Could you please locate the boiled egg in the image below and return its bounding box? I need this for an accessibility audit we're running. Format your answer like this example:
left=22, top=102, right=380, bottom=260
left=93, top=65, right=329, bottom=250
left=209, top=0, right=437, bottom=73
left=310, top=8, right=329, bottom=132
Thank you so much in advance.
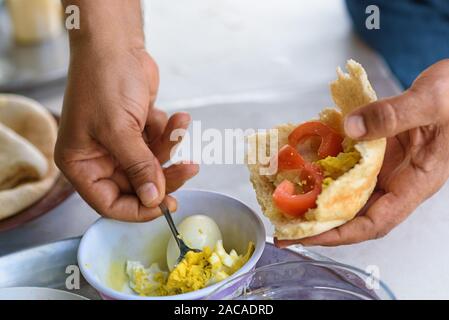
left=166, top=215, right=222, bottom=271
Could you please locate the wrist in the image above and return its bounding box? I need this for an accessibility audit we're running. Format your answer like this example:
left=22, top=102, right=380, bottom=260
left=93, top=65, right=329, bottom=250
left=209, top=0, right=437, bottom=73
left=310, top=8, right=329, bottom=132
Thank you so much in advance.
left=63, top=0, right=145, bottom=54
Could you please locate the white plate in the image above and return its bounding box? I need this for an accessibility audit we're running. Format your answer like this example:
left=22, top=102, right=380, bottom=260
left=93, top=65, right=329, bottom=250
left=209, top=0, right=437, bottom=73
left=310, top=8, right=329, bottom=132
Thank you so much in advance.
left=0, top=287, right=88, bottom=300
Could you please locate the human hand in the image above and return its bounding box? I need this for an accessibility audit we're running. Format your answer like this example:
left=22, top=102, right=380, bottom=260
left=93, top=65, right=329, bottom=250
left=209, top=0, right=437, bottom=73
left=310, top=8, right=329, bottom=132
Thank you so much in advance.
left=276, top=59, right=449, bottom=247
left=55, top=25, right=198, bottom=221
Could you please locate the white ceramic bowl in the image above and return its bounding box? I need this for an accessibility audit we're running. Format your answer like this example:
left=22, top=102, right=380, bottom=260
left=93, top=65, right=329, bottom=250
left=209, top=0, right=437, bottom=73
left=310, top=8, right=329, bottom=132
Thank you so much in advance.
left=78, top=189, right=266, bottom=300
left=0, top=287, right=88, bottom=300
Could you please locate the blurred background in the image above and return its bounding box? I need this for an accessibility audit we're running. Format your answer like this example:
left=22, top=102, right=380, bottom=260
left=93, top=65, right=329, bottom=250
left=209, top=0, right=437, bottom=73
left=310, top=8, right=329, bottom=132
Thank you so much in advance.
left=0, top=0, right=401, bottom=112
left=0, top=0, right=68, bottom=93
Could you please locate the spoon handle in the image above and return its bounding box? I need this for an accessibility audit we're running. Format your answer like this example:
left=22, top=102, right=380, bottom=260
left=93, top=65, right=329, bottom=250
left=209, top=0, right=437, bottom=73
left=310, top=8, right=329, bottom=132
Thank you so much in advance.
left=159, top=203, right=182, bottom=248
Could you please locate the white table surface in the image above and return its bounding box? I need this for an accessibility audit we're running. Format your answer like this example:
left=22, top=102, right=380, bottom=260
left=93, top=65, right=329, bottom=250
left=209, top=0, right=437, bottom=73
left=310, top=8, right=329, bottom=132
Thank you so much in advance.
left=1, top=0, right=448, bottom=299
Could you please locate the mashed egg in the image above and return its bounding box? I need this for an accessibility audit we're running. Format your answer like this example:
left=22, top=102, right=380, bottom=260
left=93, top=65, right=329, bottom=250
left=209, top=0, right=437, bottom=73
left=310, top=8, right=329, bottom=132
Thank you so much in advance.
left=125, top=261, right=167, bottom=296
left=166, top=215, right=222, bottom=271
left=125, top=215, right=255, bottom=297
left=164, top=240, right=254, bottom=295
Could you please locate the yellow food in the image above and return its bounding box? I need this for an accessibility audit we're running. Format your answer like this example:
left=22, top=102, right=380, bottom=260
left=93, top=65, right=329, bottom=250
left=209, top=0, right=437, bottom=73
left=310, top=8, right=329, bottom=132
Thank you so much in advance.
left=316, top=150, right=361, bottom=182
left=126, top=240, right=255, bottom=296
left=126, top=262, right=167, bottom=296
left=322, top=177, right=334, bottom=189
left=166, top=215, right=222, bottom=271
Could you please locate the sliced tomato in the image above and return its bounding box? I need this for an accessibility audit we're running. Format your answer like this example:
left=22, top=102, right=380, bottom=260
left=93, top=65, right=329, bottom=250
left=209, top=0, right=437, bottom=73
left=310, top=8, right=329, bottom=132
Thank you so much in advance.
left=272, top=163, right=323, bottom=217
left=277, top=145, right=305, bottom=170
left=288, top=121, right=343, bottom=159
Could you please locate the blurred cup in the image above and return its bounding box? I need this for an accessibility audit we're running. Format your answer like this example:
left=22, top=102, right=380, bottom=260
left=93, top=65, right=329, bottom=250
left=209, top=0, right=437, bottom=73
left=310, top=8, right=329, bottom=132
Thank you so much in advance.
left=6, top=0, right=63, bottom=45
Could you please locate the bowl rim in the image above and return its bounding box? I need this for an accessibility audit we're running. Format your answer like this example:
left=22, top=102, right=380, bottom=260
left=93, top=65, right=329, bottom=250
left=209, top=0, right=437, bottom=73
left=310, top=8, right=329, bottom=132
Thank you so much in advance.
left=77, top=188, right=266, bottom=300
left=206, top=260, right=397, bottom=300
left=0, top=287, right=89, bottom=300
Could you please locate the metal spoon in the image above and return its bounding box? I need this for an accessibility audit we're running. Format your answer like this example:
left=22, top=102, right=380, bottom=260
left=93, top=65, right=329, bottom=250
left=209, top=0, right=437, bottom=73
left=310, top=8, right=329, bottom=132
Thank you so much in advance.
left=159, top=202, right=201, bottom=266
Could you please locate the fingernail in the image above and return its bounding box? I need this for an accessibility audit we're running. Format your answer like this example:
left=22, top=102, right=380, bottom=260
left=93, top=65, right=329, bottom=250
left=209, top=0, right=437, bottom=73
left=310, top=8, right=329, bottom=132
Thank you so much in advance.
left=345, top=115, right=367, bottom=138
left=137, top=183, right=159, bottom=207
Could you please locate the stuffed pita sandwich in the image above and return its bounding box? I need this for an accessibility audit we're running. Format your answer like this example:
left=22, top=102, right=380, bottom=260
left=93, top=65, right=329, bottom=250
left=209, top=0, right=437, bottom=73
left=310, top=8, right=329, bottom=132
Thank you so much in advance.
left=247, top=60, right=386, bottom=240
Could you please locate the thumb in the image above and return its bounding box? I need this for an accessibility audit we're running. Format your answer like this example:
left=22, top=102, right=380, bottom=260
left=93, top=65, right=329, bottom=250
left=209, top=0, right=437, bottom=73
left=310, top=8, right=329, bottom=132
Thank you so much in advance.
left=104, top=131, right=166, bottom=208
left=344, top=90, right=435, bottom=140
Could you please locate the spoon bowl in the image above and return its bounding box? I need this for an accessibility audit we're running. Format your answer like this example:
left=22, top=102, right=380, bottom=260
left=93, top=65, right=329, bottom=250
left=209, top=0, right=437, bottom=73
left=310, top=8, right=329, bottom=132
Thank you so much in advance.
left=159, top=202, right=201, bottom=266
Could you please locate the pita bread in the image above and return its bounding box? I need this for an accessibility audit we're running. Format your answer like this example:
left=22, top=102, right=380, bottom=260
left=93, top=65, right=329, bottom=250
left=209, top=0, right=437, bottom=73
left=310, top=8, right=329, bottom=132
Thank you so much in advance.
left=247, top=60, right=386, bottom=240
left=0, top=94, right=59, bottom=220
left=0, top=123, right=48, bottom=190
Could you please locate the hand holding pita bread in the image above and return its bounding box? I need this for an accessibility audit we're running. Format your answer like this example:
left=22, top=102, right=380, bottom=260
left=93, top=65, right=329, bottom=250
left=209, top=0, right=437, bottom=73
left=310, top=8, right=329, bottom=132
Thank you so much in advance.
left=277, top=59, right=449, bottom=247
left=55, top=0, right=198, bottom=221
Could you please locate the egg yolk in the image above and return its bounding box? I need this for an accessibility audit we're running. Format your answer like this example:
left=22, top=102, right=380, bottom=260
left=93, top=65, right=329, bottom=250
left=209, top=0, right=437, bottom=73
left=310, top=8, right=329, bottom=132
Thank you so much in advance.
left=126, top=240, right=255, bottom=296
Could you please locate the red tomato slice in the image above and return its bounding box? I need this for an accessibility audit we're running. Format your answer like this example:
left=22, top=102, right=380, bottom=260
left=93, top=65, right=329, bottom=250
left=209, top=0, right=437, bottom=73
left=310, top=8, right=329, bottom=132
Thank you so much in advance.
left=272, top=163, right=323, bottom=217
left=288, top=121, right=343, bottom=158
left=277, top=145, right=305, bottom=170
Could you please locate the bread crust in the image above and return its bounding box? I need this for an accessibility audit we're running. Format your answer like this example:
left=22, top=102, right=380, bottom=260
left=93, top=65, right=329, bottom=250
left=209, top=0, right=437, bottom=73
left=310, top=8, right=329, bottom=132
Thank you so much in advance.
left=0, top=123, right=48, bottom=190
left=247, top=60, right=386, bottom=240
left=0, top=94, right=59, bottom=220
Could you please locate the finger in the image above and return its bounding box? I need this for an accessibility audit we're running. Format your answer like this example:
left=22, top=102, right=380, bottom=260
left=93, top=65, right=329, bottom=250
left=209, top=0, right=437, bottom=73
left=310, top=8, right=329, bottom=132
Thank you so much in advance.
left=101, top=129, right=165, bottom=208
left=297, top=192, right=412, bottom=246
left=107, top=163, right=198, bottom=198
left=344, top=90, right=435, bottom=140
left=145, top=108, right=168, bottom=145
left=151, top=112, right=191, bottom=164
left=377, top=136, right=408, bottom=189
left=110, top=168, right=133, bottom=194
left=273, top=237, right=296, bottom=248
left=164, top=162, right=200, bottom=193
left=273, top=191, right=384, bottom=248
left=146, top=54, right=160, bottom=108
left=61, top=152, right=176, bottom=222
left=60, top=154, right=171, bottom=221
left=105, top=194, right=177, bottom=222
left=87, top=175, right=177, bottom=222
